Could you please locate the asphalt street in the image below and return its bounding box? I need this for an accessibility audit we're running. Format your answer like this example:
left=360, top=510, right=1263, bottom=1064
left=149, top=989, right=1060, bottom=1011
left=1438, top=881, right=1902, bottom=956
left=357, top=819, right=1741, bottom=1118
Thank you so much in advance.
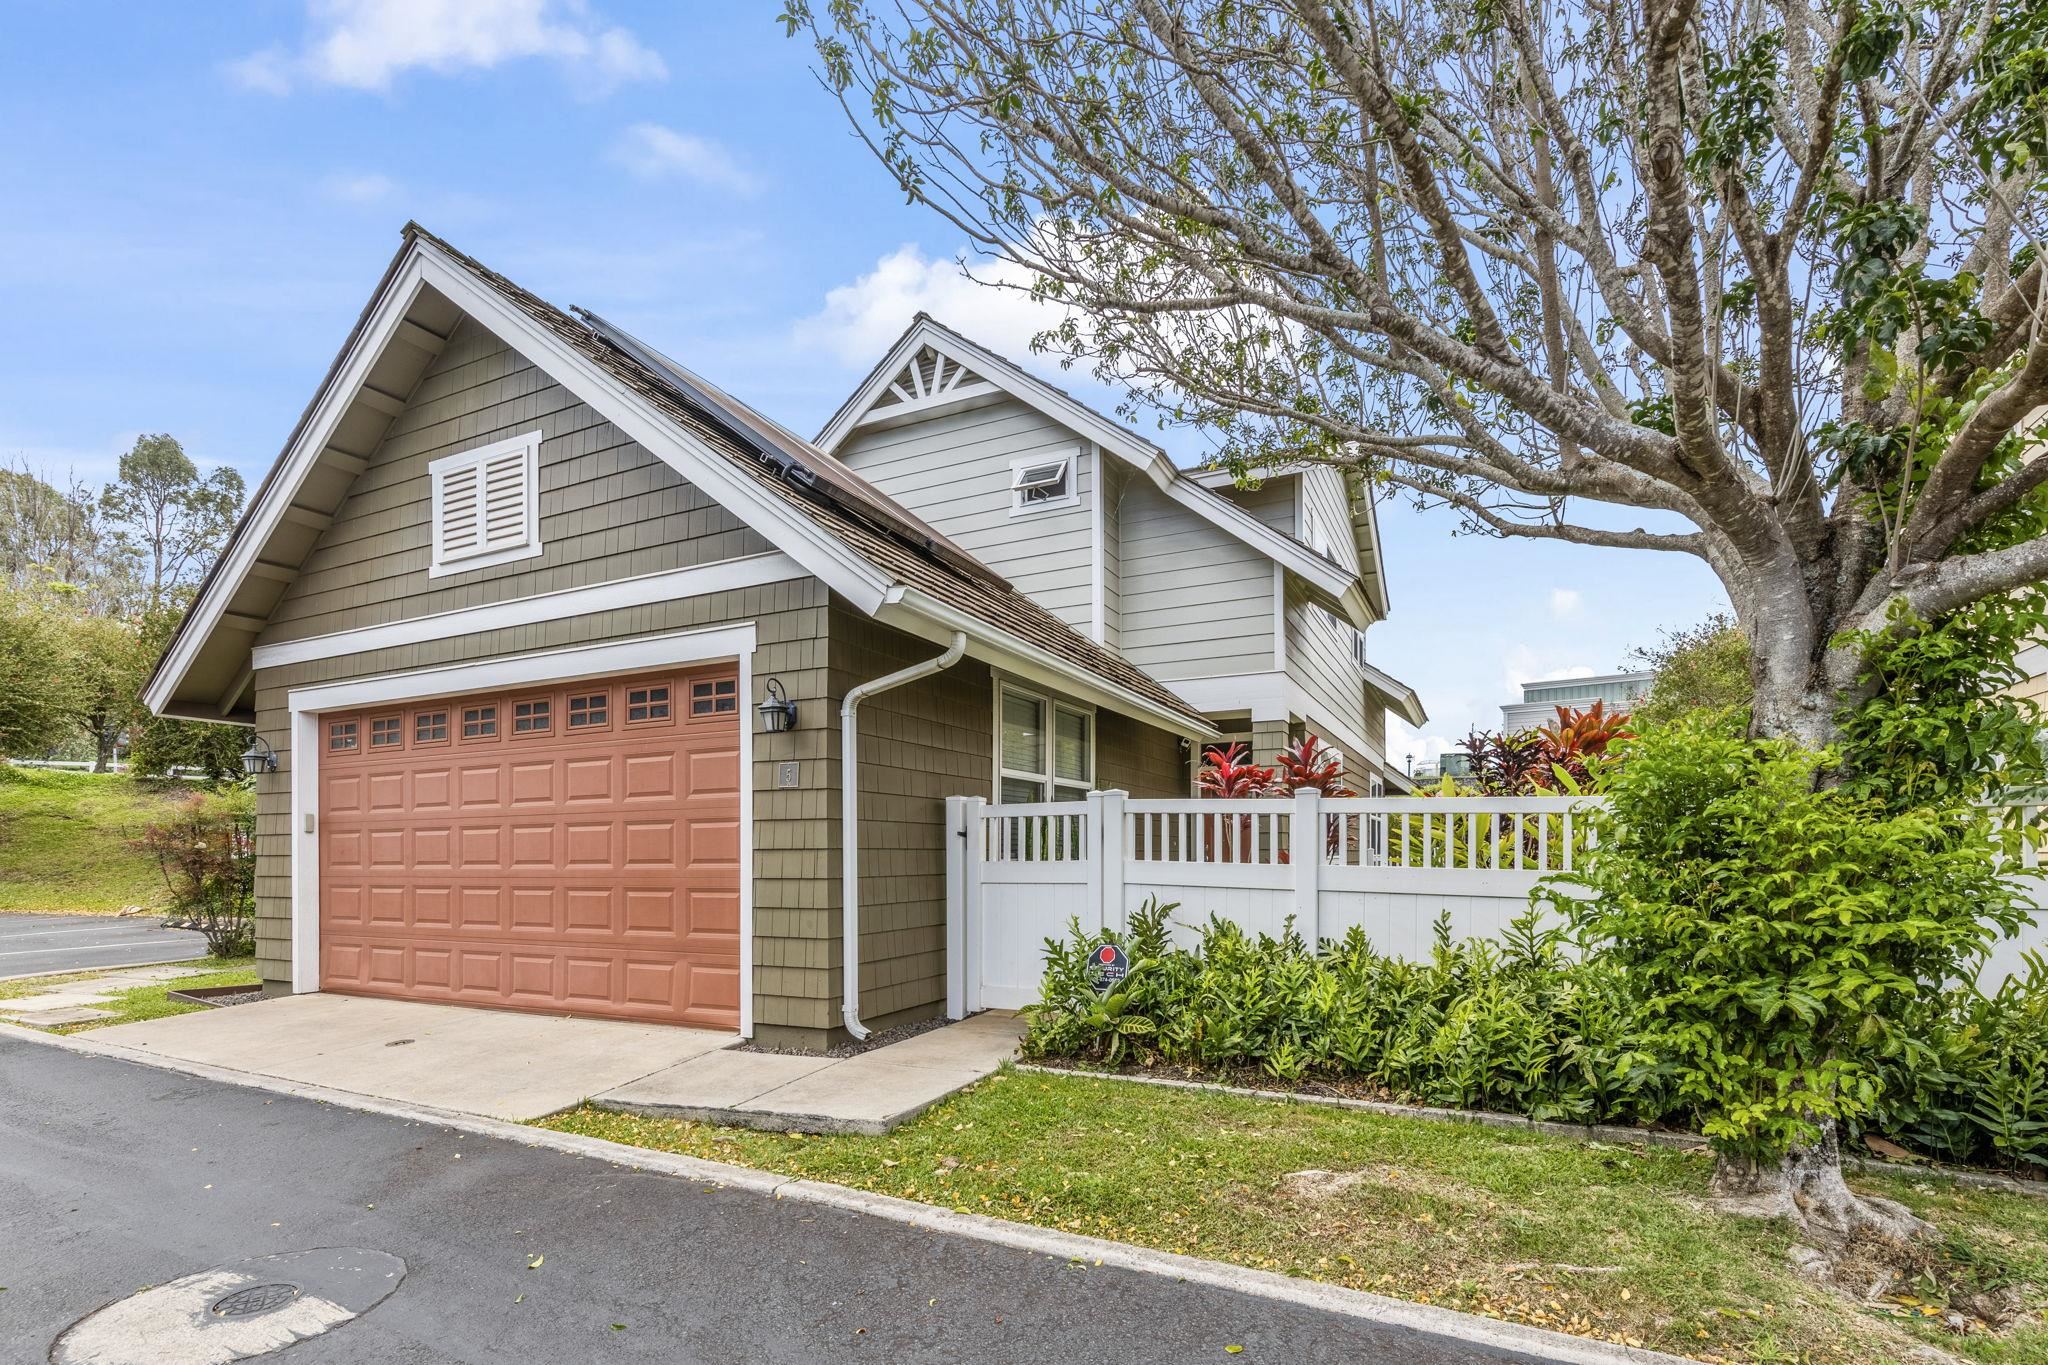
left=0, top=1033, right=1555, bottom=1364
left=0, top=912, right=209, bottom=979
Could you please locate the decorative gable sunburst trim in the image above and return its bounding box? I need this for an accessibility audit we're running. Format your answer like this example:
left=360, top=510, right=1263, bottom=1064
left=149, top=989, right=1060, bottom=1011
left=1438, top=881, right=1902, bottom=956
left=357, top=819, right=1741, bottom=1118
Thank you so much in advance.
left=850, top=342, right=1000, bottom=433
left=818, top=315, right=1375, bottom=629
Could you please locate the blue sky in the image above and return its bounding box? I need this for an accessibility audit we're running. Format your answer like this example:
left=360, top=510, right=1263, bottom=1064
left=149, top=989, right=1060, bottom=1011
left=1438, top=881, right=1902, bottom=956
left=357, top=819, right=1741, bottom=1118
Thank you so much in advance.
left=0, top=0, right=1729, bottom=757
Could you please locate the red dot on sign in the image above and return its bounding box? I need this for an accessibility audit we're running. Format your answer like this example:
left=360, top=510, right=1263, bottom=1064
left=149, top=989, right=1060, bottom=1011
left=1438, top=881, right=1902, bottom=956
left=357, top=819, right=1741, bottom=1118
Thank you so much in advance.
left=1098, top=947, right=1115, bottom=962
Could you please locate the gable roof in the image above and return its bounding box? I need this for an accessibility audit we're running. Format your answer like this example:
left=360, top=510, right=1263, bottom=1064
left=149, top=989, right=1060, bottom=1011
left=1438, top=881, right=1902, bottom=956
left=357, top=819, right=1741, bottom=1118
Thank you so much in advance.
left=816, top=314, right=1379, bottom=629
left=145, top=226, right=1212, bottom=737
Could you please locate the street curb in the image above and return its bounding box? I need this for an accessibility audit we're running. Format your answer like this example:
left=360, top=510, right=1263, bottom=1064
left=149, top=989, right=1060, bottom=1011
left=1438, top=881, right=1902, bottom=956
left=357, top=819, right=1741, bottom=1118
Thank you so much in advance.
left=3, top=1021, right=1693, bottom=1365
left=1016, top=1063, right=2048, bottom=1201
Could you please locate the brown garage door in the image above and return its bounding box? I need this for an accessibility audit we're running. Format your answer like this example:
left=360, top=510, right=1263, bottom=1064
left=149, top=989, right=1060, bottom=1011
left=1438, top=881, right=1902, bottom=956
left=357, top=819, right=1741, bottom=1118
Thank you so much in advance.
left=318, top=665, right=742, bottom=1028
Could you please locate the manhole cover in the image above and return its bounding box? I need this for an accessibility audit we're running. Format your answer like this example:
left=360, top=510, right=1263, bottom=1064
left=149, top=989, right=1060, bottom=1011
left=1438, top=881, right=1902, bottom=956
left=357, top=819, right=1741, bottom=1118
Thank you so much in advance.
left=211, top=1282, right=301, bottom=1317
left=50, top=1247, right=405, bottom=1365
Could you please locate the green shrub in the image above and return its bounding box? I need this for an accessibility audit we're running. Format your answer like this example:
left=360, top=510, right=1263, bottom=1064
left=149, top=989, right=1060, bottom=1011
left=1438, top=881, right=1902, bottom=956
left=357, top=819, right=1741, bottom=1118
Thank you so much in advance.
left=132, top=785, right=256, bottom=957
left=1872, top=954, right=2048, bottom=1170
left=1022, top=897, right=1682, bottom=1127
left=1541, top=718, right=2036, bottom=1165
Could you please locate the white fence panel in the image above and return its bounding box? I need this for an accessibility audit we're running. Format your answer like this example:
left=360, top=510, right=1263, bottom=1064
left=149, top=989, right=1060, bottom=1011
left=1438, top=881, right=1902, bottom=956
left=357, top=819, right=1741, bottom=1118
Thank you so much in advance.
left=948, top=791, right=2048, bottom=1012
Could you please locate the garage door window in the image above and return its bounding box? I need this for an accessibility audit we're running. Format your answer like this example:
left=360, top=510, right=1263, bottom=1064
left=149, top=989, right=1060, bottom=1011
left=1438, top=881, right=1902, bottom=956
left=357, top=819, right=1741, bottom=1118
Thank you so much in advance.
left=690, top=678, right=737, bottom=718
left=627, top=685, right=671, bottom=724
left=462, top=705, right=497, bottom=739
left=413, top=710, right=448, bottom=744
left=328, top=721, right=358, bottom=751
left=369, top=716, right=403, bottom=748
left=568, top=692, right=608, bottom=729
left=512, top=699, right=550, bottom=734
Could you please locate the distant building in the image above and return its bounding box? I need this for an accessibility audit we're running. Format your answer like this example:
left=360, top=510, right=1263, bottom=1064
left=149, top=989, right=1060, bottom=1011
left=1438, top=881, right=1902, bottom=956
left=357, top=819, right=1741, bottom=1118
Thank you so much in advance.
left=1411, top=751, right=1474, bottom=783
left=1501, top=670, right=1652, bottom=733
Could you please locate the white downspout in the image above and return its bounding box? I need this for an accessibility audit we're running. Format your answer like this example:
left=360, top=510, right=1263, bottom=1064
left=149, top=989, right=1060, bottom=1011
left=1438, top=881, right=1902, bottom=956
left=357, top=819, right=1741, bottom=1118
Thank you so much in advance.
left=841, top=630, right=968, bottom=1040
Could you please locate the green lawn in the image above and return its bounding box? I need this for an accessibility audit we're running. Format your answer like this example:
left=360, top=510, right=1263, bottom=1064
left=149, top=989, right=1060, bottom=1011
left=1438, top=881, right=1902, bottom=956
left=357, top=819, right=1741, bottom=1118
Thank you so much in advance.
left=0, top=958, right=259, bottom=1029
left=540, top=1071, right=2048, bottom=1364
left=0, top=765, right=189, bottom=913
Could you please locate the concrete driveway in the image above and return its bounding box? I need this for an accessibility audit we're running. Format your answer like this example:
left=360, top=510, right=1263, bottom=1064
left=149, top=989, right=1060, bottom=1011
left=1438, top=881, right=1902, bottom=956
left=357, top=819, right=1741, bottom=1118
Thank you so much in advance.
left=0, top=911, right=208, bottom=980
left=93, top=993, right=733, bottom=1119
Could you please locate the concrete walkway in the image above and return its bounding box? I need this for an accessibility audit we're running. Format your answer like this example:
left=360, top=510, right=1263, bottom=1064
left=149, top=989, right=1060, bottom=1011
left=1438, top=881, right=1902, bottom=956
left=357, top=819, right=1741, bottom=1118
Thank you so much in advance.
left=597, top=1011, right=1026, bottom=1134
left=0, top=961, right=215, bottom=1026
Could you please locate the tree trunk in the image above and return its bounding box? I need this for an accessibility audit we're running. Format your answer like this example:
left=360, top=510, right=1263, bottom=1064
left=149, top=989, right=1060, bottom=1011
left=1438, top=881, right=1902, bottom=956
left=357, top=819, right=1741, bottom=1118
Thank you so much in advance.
left=1710, top=1121, right=1934, bottom=1251
left=93, top=725, right=115, bottom=775
left=1723, top=610, right=1940, bottom=1259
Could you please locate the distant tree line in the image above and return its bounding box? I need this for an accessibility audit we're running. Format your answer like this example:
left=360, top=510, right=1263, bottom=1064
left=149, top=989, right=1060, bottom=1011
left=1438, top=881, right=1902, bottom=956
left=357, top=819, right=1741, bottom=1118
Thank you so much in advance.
left=0, top=435, right=246, bottom=776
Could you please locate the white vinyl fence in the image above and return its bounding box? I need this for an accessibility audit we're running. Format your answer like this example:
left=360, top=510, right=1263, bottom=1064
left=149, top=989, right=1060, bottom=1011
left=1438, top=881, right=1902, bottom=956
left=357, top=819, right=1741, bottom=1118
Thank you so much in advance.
left=944, top=790, right=2048, bottom=1014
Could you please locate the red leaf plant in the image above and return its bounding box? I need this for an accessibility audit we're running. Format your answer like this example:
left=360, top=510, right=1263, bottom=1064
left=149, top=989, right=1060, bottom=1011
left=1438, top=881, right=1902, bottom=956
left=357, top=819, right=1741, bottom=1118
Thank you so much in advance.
left=1197, top=742, right=1273, bottom=862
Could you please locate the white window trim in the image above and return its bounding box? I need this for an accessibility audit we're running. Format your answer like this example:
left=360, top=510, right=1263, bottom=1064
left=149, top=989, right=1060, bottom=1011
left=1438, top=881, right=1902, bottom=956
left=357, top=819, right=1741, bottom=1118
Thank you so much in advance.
left=287, top=622, right=757, bottom=1037
left=1009, top=450, right=1080, bottom=517
left=427, top=429, right=544, bottom=578
left=994, top=680, right=1095, bottom=802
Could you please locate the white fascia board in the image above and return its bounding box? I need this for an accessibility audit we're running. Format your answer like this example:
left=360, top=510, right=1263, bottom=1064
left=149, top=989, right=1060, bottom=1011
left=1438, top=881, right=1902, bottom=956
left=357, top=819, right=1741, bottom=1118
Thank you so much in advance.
left=283, top=622, right=757, bottom=715
left=251, top=551, right=807, bottom=671
left=1360, top=660, right=1428, bottom=727
left=150, top=241, right=897, bottom=719
left=144, top=257, right=435, bottom=717
left=880, top=589, right=1216, bottom=741
left=1161, top=670, right=1295, bottom=724
left=412, top=249, right=893, bottom=617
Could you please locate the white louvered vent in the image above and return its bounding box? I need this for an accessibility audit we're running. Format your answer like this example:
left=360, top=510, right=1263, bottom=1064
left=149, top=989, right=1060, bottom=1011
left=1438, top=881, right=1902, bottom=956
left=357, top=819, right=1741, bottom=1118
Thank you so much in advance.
left=428, top=431, right=543, bottom=578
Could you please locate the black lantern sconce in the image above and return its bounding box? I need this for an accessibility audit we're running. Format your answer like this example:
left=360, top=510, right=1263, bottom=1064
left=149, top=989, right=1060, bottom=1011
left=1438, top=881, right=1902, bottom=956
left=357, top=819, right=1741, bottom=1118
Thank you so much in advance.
left=241, top=734, right=279, bottom=776
left=757, top=678, right=798, bottom=734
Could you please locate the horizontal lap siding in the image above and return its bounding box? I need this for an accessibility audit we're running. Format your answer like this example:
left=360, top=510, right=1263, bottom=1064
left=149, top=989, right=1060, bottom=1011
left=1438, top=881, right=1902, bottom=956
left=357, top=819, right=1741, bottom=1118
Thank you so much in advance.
left=1120, top=481, right=1275, bottom=677
left=835, top=399, right=1095, bottom=635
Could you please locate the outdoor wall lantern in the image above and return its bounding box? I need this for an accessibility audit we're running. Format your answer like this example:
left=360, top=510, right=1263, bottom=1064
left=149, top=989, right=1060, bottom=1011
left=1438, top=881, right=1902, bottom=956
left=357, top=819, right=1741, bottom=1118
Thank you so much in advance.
left=241, top=734, right=279, bottom=776
left=757, top=678, right=798, bottom=734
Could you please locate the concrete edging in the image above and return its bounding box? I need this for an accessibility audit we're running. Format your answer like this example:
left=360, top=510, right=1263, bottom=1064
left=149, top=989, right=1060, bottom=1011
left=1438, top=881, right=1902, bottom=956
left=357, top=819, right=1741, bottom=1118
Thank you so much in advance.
left=1016, top=1062, right=2048, bottom=1200
left=3, top=1021, right=1692, bottom=1365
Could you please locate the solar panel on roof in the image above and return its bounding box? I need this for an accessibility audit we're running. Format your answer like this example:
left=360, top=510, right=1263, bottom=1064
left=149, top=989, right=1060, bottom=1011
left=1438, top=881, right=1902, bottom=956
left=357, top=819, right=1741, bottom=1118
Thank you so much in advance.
left=571, top=307, right=1008, bottom=592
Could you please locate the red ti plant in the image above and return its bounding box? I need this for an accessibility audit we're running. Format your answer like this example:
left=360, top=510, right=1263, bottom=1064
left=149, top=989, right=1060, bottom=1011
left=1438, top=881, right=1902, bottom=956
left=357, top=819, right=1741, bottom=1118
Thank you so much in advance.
left=1197, top=742, right=1273, bottom=862
left=1272, top=734, right=1356, bottom=798
left=1534, top=701, right=1635, bottom=790
left=1273, top=734, right=1354, bottom=857
left=1198, top=742, right=1274, bottom=797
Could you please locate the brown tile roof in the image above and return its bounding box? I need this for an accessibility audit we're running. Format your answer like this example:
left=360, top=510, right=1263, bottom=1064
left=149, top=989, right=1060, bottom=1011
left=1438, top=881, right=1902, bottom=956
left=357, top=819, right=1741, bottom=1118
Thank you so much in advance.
left=407, top=225, right=1210, bottom=730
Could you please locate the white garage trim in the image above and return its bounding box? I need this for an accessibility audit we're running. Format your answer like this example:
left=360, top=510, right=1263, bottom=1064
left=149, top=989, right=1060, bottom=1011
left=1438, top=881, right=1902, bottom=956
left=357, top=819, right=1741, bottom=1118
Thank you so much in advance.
left=252, top=553, right=804, bottom=671
left=286, top=622, right=759, bottom=1037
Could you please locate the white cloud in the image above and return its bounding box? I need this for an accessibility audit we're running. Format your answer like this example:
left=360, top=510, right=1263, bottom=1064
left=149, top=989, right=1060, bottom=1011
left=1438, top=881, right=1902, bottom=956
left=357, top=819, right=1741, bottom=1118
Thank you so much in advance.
left=1502, top=644, right=1595, bottom=695
left=226, top=0, right=665, bottom=95
left=1388, top=718, right=1461, bottom=770
left=1548, top=587, right=1583, bottom=619
left=607, top=124, right=760, bottom=195
left=319, top=171, right=398, bottom=204
left=794, top=242, right=1058, bottom=368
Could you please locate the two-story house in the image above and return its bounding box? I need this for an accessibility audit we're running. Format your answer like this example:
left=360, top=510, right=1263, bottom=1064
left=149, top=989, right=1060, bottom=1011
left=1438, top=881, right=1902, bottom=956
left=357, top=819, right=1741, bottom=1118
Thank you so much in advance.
left=816, top=316, right=1425, bottom=795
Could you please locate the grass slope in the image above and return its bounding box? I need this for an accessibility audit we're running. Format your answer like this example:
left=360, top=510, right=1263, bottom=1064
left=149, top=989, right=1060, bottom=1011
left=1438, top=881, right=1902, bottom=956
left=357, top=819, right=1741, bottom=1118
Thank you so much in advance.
left=541, top=1072, right=2048, bottom=1364
left=0, top=766, right=187, bottom=913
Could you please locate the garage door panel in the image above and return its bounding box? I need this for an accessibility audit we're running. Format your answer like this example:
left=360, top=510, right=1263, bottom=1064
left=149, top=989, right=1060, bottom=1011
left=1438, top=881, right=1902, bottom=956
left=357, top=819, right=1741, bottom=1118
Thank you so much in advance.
left=320, top=666, right=742, bottom=1028
left=412, top=768, right=452, bottom=809
left=564, top=886, right=613, bottom=932
left=687, top=749, right=741, bottom=795
left=622, top=752, right=677, bottom=799
left=507, top=761, right=556, bottom=805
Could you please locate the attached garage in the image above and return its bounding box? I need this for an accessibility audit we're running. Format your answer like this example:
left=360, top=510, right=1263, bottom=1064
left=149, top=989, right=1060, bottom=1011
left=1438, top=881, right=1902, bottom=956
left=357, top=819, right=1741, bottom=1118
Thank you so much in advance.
left=142, top=225, right=1209, bottom=1051
left=316, top=667, right=743, bottom=1028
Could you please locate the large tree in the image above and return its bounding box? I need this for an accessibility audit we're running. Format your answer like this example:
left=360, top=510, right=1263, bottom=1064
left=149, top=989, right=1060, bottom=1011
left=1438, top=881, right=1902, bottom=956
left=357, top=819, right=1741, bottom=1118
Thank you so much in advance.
left=99, top=435, right=243, bottom=613
left=787, top=0, right=2048, bottom=1251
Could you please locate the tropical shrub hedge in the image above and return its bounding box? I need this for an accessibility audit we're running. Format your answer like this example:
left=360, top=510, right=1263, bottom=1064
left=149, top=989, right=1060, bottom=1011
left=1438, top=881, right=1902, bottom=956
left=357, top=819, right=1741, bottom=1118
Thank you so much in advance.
left=1021, top=901, right=2048, bottom=1172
